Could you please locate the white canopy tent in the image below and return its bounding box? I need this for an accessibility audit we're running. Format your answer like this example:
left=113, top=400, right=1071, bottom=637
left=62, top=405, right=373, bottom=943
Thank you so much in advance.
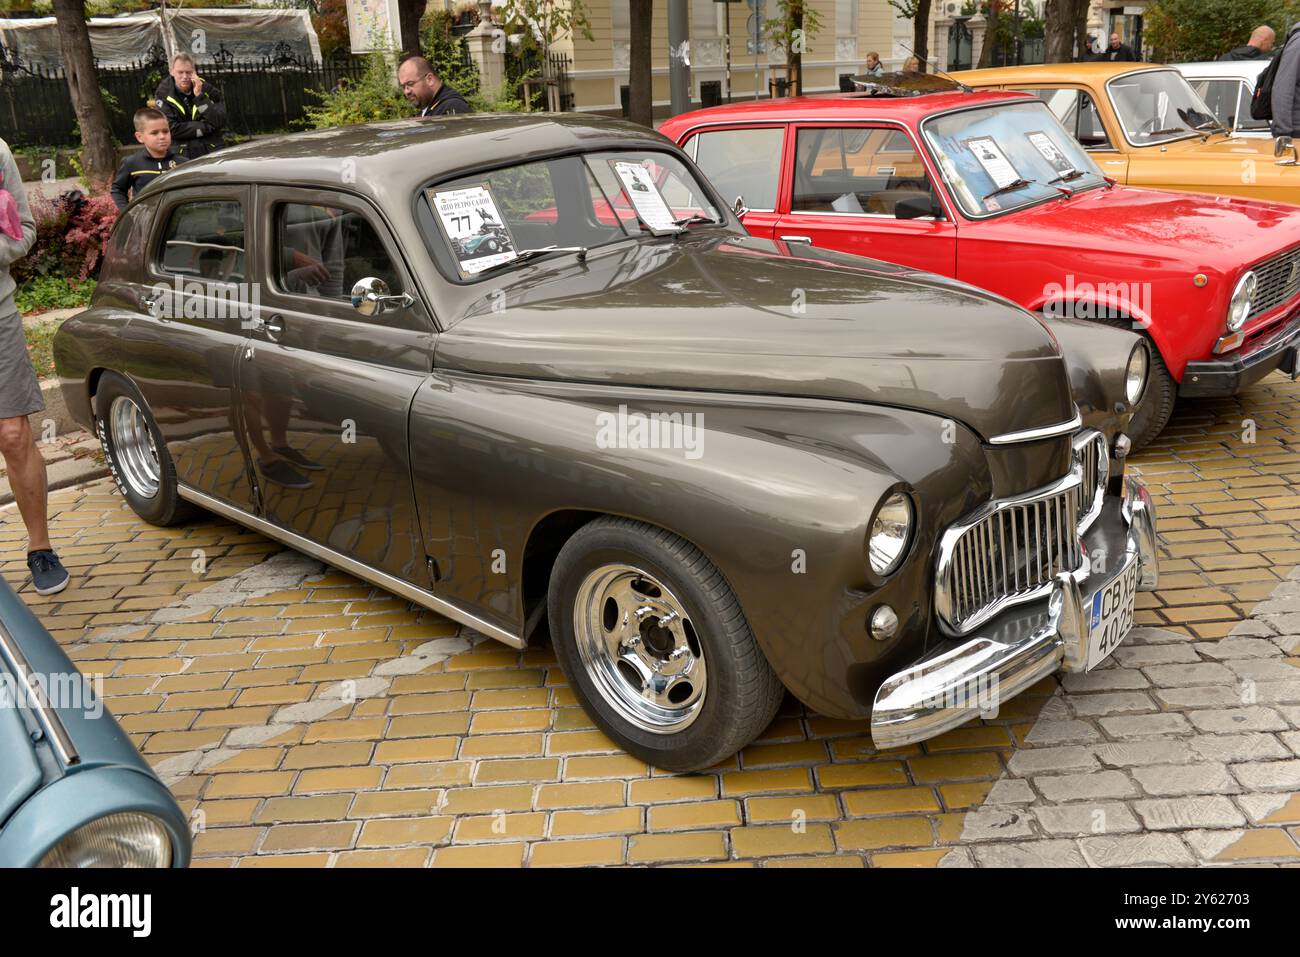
left=0, top=8, right=323, bottom=71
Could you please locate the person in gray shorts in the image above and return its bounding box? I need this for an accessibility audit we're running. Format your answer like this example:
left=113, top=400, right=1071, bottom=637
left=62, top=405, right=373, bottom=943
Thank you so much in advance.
left=0, top=138, right=70, bottom=595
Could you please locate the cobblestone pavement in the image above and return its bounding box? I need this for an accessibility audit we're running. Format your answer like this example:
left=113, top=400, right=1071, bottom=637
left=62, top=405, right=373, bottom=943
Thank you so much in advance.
left=1, top=375, right=1297, bottom=867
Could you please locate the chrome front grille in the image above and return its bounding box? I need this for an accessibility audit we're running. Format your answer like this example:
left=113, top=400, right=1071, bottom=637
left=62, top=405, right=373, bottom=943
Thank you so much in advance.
left=937, top=474, right=1083, bottom=635
left=1248, top=245, right=1300, bottom=322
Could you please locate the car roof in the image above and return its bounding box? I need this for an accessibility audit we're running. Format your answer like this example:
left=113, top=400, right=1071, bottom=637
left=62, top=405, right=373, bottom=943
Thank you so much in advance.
left=155, top=113, right=676, bottom=205
left=953, top=62, right=1177, bottom=85
left=1175, top=60, right=1268, bottom=80
left=661, top=88, right=1033, bottom=129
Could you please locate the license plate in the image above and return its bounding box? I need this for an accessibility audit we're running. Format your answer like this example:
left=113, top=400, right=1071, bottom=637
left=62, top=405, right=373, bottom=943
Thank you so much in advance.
left=1086, top=555, right=1139, bottom=670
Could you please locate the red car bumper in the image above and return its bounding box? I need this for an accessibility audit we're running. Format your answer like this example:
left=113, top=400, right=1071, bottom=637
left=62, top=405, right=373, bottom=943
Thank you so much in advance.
left=1180, top=308, right=1300, bottom=397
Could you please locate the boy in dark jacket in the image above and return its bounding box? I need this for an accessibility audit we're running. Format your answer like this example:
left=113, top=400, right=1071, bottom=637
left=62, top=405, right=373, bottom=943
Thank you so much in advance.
left=111, top=107, right=181, bottom=211
left=154, top=52, right=227, bottom=160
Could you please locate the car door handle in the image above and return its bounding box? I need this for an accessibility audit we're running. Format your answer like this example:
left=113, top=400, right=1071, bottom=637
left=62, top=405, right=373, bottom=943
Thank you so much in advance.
left=264, top=313, right=284, bottom=338
left=780, top=235, right=813, bottom=244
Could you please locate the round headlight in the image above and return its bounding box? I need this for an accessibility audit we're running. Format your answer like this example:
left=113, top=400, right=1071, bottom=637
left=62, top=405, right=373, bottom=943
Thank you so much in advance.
left=1228, top=271, right=1257, bottom=332
left=868, top=491, right=914, bottom=576
left=1124, top=342, right=1148, bottom=406
left=39, top=812, right=173, bottom=868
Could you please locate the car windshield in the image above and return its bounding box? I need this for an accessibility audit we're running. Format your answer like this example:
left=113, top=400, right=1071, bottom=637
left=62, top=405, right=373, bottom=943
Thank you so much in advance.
left=1107, top=69, right=1220, bottom=145
left=422, top=150, right=720, bottom=280
left=920, top=100, right=1106, bottom=217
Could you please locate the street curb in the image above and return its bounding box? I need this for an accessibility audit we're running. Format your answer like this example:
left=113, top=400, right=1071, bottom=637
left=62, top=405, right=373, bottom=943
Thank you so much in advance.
left=29, top=379, right=79, bottom=441
left=0, top=456, right=109, bottom=508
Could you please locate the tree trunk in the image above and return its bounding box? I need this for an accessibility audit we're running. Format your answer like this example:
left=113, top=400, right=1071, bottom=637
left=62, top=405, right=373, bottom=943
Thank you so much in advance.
left=396, top=0, right=426, bottom=60
left=788, top=4, right=803, bottom=95
left=1072, top=0, right=1091, bottom=61
left=1043, top=0, right=1074, bottom=63
left=977, top=2, right=1001, bottom=68
left=912, top=0, right=931, bottom=73
left=629, top=0, right=653, bottom=126
left=52, top=0, right=116, bottom=194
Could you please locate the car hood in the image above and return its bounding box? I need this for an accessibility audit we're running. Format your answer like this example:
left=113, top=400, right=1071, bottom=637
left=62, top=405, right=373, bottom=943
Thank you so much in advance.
left=984, top=184, right=1300, bottom=275
left=0, top=579, right=151, bottom=807
left=434, top=233, right=1076, bottom=442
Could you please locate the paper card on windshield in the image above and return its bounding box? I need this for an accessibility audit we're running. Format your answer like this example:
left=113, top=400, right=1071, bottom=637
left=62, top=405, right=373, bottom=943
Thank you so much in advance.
left=1026, top=131, right=1076, bottom=175
left=610, top=160, right=678, bottom=233
left=964, top=137, right=1021, bottom=190
left=429, top=184, right=517, bottom=276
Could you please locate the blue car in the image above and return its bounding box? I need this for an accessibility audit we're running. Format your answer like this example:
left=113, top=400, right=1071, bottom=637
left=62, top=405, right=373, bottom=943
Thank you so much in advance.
left=0, top=578, right=190, bottom=867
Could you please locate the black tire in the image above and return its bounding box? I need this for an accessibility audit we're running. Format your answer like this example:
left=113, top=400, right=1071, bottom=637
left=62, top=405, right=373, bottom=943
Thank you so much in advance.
left=1093, top=318, right=1177, bottom=450
left=94, top=371, right=197, bottom=526
left=547, top=516, right=784, bottom=773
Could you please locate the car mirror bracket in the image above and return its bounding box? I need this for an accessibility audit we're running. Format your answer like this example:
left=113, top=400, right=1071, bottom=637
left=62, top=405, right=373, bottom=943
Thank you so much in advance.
left=351, top=277, right=413, bottom=316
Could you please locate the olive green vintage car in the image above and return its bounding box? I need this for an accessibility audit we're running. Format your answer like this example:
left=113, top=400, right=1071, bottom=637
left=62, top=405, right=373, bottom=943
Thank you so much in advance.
left=53, top=115, right=1158, bottom=771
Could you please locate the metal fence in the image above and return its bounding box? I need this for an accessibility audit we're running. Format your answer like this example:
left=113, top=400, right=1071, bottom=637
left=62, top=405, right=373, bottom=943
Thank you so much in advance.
left=0, top=46, right=370, bottom=149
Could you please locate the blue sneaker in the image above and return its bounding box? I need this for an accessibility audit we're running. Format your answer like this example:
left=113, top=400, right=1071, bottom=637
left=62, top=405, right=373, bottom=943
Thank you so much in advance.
left=27, top=550, right=70, bottom=596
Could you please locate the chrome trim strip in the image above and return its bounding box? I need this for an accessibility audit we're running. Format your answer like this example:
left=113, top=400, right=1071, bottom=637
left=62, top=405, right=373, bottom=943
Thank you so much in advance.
left=934, top=470, right=1086, bottom=636
left=177, top=484, right=526, bottom=649
left=0, top=621, right=80, bottom=766
left=1073, top=428, right=1108, bottom=535
left=987, top=409, right=1082, bottom=445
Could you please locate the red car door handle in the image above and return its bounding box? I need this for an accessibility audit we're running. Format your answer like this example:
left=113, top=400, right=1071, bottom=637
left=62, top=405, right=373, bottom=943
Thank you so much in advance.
left=780, top=235, right=813, bottom=244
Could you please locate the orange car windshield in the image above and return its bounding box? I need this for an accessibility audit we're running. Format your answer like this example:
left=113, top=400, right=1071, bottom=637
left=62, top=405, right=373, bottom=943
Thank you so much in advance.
left=1107, top=70, right=1222, bottom=147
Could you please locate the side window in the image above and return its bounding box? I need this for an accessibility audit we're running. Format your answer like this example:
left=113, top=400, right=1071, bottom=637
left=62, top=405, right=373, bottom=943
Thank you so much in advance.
left=1026, top=88, right=1112, bottom=149
left=688, top=127, right=784, bottom=211
left=1234, top=80, right=1270, bottom=132
left=157, top=199, right=245, bottom=282
left=274, top=202, right=400, bottom=303
left=1189, top=79, right=1241, bottom=130
left=791, top=127, right=934, bottom=216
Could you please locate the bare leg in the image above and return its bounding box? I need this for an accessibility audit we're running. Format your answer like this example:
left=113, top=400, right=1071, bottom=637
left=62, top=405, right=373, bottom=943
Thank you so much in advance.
left=0, top=415, right=51, bottom=552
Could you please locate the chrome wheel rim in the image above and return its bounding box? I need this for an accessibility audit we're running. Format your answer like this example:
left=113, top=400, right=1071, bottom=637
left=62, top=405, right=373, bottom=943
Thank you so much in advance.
left=109, top=395, right=161, bottom=499
left=573, top=564, right=707, bottom=734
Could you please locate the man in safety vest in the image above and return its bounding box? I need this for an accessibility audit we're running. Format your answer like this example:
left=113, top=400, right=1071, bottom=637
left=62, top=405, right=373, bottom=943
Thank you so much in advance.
left=154, top=53, right=228, bottom=161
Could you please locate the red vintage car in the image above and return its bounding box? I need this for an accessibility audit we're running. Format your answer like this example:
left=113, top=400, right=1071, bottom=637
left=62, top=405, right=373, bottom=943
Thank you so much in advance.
left=660, top=82, right=1300, bottom=445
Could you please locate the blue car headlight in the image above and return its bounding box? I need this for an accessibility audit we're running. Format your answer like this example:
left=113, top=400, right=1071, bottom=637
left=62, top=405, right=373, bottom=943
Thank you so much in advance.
left=39, top=812, right=173, bottom=868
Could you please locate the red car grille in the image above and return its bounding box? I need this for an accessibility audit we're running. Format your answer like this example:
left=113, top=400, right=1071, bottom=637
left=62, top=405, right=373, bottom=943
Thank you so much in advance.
left=1249, top=244, right=1300, bottom=322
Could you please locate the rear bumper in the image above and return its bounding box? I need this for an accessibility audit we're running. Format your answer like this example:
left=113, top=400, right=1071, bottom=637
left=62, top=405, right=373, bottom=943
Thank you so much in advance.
left=1179, top=309, right=1300, bottom=397
left=870, top=476, right=1157, bottom=750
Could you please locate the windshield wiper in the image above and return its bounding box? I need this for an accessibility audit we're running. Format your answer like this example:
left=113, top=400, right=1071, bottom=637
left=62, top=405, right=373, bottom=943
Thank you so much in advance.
left=982, top=177, right=1073, bottom=202
left=1048, top=168, right=1087, bottom=185
left=473, top=245, right=588, bottom=278
left=673, top=214, right=720, bottom=227
left=1143, top=127, right=1191, bottom=138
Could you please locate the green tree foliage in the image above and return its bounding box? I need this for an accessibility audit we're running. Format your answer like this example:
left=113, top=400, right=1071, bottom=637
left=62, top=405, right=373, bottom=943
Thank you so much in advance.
left=303, top=50, right=409, bottom=129
left=1146, top=0, right=1300, bottom=61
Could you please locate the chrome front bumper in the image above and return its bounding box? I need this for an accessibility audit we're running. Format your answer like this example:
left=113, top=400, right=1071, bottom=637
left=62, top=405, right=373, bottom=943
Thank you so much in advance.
left=870, top=476, right=1158, bottom=750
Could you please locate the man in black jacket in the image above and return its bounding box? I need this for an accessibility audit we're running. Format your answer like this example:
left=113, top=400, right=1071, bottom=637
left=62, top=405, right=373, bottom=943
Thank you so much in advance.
left=1101, top=33, right=1138, bottom=62
left=397, top=56, right=473, bottom=116
left=1221, top=25, right=1276, bottom=61
left=154, top=53, right=228, bottom=160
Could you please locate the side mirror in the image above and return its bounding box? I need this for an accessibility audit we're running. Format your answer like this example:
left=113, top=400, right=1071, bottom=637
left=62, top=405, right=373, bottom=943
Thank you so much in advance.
left=894, top=193, right=943, bottom=220
left=733, top=195, right=749, bottom=220
left=1275, top=136, right=1298, bottom=166
left=351, top=277, right=412, bottom=316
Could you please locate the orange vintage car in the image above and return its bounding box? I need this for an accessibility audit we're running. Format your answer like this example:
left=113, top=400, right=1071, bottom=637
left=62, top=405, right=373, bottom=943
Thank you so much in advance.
left=953, top=62, right=1300, bottom=206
